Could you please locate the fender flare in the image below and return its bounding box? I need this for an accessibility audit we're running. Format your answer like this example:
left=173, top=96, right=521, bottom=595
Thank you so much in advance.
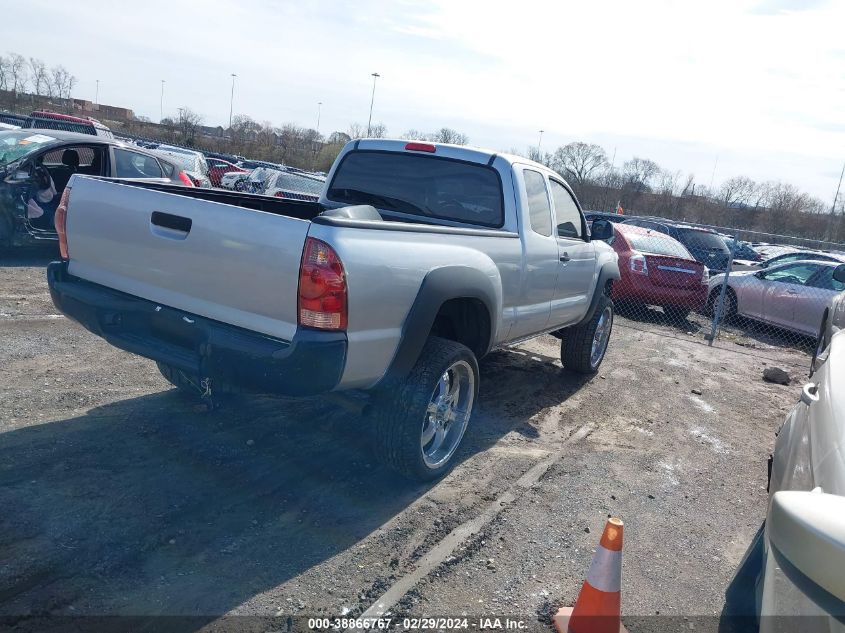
left=380, top=266, right=499, bottom=384
left=574, top=261, right=621, bottom=326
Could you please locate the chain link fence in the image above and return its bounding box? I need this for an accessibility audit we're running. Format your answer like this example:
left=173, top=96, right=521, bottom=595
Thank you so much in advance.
left=589, top=215, right=845, bottom=363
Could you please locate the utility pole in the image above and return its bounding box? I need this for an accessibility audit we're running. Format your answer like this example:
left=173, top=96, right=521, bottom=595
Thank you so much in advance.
left=831, top=159, right=845, bottom=214
left=316, top=101, right=322, bottom=133
left=537, top=130, right=544, bottom=154
left=229, top=73, right=237, bottom=130
left=95, top=79, right=99, bottom=105
left=709, top=155, right=719, bottom=191
left=367, top=72, right=380, bottom=137
left=160, top=80, right=165, bottom=123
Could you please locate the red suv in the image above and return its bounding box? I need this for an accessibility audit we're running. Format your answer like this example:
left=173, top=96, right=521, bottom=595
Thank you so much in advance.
left=600, top=221, right=708, bottom=320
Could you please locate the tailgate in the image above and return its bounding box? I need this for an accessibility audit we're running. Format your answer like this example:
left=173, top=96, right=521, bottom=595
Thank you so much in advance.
left=65, top=177, right=309, bottom=341
left=646, top=255, right=703, bottom=289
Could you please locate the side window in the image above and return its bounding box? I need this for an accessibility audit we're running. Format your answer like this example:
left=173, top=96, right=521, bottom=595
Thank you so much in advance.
left=808, top=267, right=845, bottom=291
left=761, top=263, right=820, bottom=285
left=549, top=180, right=582, bottom=239
left=523, top=169, right=552, bottom=237
left=113, top=148, right=163, bottom=179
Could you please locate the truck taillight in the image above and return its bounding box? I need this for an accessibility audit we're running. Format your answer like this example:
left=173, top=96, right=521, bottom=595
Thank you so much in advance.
left=630, top=253, right=648, bottom=275
left=298, top=237, right=348, bottom=331
left=274, top=191, right=285, bottom=198
left=177, top=170, right=195, bottom=187
left=54, top=186, right=72, bottom=259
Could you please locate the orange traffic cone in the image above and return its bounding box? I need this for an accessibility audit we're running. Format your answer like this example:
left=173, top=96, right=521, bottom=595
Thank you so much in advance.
left=553, top=517, right=627, bottom=633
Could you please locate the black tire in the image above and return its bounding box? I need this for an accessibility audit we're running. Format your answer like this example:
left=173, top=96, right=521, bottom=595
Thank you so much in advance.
left=234, top=180, right=246, bottom=192
left=664, top=305, right=690, bottom=322
left=370, top=336, right=479, bottom=482
left=810, top=312, right=829, bottom=377
left=707, top=287, right=737, bottom=320
left=561, top=294, right=614, bottom=374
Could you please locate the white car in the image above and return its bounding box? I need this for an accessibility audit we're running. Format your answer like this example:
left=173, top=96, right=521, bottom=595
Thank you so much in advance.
left=263, top=170, right=325, bottom=201
left=708, top=260, right=845, bottom=338
left=220, top=170, right=251, bottom=191
left=755, top=327, right=845, bottom=629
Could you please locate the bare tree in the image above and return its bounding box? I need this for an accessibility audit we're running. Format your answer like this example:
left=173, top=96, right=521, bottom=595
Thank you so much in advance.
left=432, top=127, right=468, bottom=145
left=28, top=57, right=49, bottom=96
left=719, top=176, right=758, bottom=208
left=551, top=142, right=608, bottom=186
left=622, top=157, right=661, bottom=192
left=0, top=55, right=10, bottom=91
left=176, top=106, right=203, bottom=144
left=49, top=65, right=76, bottom=103
left=347, top=123, right=367, bottom=139
left=369, top=122, right=387, bottom=139
left=8, top=53, right=28, bottom=94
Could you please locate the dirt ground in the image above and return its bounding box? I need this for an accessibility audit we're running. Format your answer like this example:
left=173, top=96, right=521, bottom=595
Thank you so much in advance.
left=0, top=247, right=810, bottom=632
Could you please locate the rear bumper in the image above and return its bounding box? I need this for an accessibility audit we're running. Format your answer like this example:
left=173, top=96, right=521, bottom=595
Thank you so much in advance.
left=612, top=277, right=707, bottom=309
left=47, top=261, right=347, bottom=396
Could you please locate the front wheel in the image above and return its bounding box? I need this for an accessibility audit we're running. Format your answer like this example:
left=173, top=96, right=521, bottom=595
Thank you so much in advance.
left=370, top=337, right=479, bottom=481
left=561, top=295, right=614, bottom=373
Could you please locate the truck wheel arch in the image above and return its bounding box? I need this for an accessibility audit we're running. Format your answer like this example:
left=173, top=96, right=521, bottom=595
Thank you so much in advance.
left=381, top=267, right=498, bottom=384
left=574, top=261, right=621, bottom=327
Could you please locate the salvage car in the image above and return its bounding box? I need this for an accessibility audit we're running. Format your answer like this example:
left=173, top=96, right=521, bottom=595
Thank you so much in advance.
left=151, top=145, right=211, bottom=188
left=707, top=260, right=845, bottom=338
left=47, top=139, right=620, bottom=481
left=0, top=129, right=189, bottom=252
left=757, top=327, right=845, bottom=629
left=594, top=220, right=707, bottom=320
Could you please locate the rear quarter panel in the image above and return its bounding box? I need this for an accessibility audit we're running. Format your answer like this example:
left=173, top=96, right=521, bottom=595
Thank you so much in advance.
left=307, top=222, right=521, bottom=389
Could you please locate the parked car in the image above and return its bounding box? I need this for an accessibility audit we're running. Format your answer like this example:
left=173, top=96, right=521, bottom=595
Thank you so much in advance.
left=583, top=210, right=628, bottom=227
left=23, top=111, right=114, bottom=139
left=756, top=326, right=845, bottom=630
left=237, top=159, right=281, bottom=170
left=219, top=170, right=251, bottom=191
left=151, top=145, right=211, bottom=188
left=759, top=250, right=845, bottom=270
left=720, top=236, right=762, bottom=262
left=593, top=220, right=707, bottom=320
left=244, top=166, right=280, bottom=194
left=263, top=170, right=326, bottom=201
left=812, top=266, right=845, bottom=374
left=206, top=157, right=246, bottom=188
left=0, top=129, right=189, bottom=252
left=47, top=139, right=620, bottom=481
left=0, top=112, right=28, bottom=128
left=622, top=217, right=732, bottom=272
left=707, top=260, right=845, bottom=338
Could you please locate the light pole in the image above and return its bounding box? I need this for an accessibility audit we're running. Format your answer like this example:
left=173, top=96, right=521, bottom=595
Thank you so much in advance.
left=366, top=72, right=380, bottom=137
left=95, top=79, right=99, bottom=105
left=316, top=101, right=322, bottom=133
left=229, top=73, right=237, bottom=130
left=831, top=159, right=845, bottom=214
left=537, top=129, right=544, bottom=153
left=159, top=80, right=165, bottom=122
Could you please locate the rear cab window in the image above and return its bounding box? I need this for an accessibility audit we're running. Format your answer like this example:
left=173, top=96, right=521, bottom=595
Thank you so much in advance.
left=327, top=150, right=504, bottom=228
left=523, top=169, right=552, bottom=236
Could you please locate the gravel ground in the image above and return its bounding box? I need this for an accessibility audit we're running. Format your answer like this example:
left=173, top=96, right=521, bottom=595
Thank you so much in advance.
left=0, top=247, right=808, bottom=631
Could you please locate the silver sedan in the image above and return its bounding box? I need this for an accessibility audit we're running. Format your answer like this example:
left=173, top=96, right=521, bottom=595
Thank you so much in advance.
left=707, top=260, right=845, bottom=337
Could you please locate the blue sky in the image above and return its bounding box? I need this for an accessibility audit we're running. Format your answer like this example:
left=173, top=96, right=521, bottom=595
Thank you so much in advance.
left=4, top=0, right=845, bottom=202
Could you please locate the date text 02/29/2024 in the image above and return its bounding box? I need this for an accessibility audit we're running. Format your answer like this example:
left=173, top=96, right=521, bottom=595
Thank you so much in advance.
left=306, top=617, right=529, bottom=630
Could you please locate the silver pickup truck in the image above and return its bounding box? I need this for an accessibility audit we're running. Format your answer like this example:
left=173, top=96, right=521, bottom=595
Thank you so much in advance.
left=48, top=139, right=620, bottom=480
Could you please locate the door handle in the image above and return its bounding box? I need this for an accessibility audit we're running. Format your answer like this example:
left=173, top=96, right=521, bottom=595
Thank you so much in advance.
left=150, top=211, right=192, bottom=241
left=800, top=382, right=819, bottom=406
left=560, top=253, right=571, bottom=263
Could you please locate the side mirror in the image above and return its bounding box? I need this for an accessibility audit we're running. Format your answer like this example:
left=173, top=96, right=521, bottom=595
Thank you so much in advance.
left=834, top=264, right=845, bottom=284
left=591, top=219, right=614, bottom=241
left=769, top=490, right=845, bottom=603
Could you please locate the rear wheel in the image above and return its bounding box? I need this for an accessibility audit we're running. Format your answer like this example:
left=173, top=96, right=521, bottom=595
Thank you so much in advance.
left=370, top=337, right=478, bottom=481
left=707, top=287, right=737, bottom=320
left=561, top=295, right=614, bottom=374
